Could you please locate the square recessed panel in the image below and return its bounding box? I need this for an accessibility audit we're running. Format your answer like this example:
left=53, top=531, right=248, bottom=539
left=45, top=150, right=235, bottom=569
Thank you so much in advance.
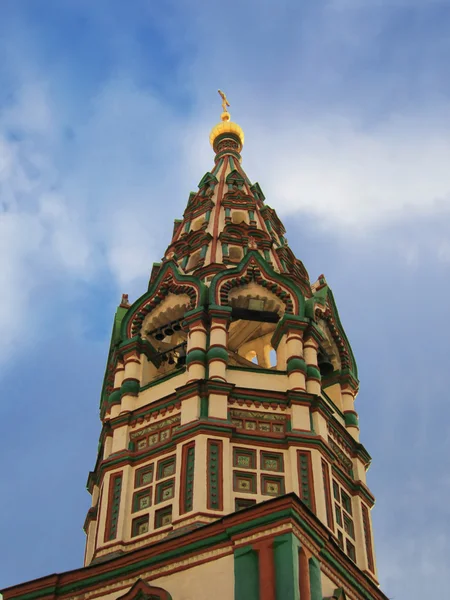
left=233, top=447, right=256, bottom=469
left=131, top=515, right=149, bottom=537
left=132, top=487, right=152, bottom=513
left=261, top=474, right=285, bottom=497
left=233, top=471, right=257, bottom=494
left=235, top=497, right=257, bottom=511
left=261, top=452, right=284, bottom=472
left=155, top=506, right=172, bottom=529
left=148, top=433, right=159, bottom=446
left=157, top=455, right=176, bottom=480
left=156, top=478, right=175, bottom=503
left=135, top=465, right=154, bottom=488
left=137, top=439, right=147, bottom=451
left=160, top=429, right=171, bottom=442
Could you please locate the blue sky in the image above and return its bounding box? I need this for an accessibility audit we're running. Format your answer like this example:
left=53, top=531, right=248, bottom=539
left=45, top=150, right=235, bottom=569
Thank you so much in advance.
left=1, top=0, right=450, bottom=596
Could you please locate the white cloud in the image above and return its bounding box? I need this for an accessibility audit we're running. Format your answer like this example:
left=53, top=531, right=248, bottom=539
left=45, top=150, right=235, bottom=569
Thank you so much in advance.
left=243, top=112, right=450, bottom=228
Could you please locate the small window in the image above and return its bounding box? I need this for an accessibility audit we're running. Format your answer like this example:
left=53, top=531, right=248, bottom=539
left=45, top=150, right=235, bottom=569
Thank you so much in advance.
left=155, top=505, right=172, bottom=528
left=131, top=515, right=149, bottom=537
left=344, top=514, right=355, bottom=539
left=335, top=504, right=342, bottom=527
left=346, top=540, right=356, bottom=562
left=341, top=491, right=352, bottom=515
left=333, top=480, right=340, bottom=502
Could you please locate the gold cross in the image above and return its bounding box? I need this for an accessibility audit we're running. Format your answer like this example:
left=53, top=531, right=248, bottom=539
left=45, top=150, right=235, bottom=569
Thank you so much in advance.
left=218, top=89, right=230, bottom=113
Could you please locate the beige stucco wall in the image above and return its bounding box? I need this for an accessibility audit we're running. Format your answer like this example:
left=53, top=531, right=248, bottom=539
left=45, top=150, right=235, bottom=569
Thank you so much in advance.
left=88, top=554, right=234, bottom=600
left=227, top=368, right=288, bottom=391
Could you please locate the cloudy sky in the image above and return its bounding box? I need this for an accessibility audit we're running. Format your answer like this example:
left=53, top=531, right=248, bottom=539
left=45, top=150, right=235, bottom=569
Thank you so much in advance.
left=1, top=0, right=450, bottom=597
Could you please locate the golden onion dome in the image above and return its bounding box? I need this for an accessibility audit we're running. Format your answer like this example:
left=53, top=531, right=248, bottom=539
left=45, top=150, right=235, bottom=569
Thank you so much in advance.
left=210, top=91, right=244, bottom=150
left=209, top=112, right=245, bottom=149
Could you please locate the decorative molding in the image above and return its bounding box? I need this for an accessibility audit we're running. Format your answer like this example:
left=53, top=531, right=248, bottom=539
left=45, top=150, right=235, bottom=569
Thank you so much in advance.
left=207, top=439, right=223, bottom=510
left=297, top=450, right=316, bottom=513
left=104, top=472, right=123, bottom=542
left=322, top=459, right=335, bottom=531
left=180, top=442, right=195, bottom=514
left=362, top=503, right=375, bottom=574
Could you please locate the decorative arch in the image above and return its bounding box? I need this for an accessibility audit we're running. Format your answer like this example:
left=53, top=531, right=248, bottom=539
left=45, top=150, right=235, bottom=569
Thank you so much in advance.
left=209, top=250, right=305, bottom=316
left=171, top=230, right=211, bottom=257
left=221, top=224, right=272, bottom=251
left=122, top=262, right=206, bottom=339
left=222, top=190, right=255, bottom=210
left=226, top=168, right=245, bottom=190
left=198, top=170, right=218, bottom=190
left=309, top=280, right=358, bottom=379
left=117, top=579, right=172, bottom=600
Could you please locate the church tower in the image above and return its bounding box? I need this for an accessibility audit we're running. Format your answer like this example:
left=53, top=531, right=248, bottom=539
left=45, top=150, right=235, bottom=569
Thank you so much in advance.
left=2, top=96, right=388, bottom=600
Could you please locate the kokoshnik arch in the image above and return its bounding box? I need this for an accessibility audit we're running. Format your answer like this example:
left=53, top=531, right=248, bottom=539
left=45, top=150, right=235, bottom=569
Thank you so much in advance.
left=2, top=93, right=389, bottom=600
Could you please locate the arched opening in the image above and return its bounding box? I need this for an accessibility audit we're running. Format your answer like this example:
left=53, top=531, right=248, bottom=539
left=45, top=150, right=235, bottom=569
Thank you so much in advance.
left=190, top=215, right=206, bottom=232
left=229, top=246, right=244, bottom=263
left=231, top=210, right=247, bottom=225
left=225, top=284, right=288, bottom=372
left=187, top=249, right=201, bottom=271
left=140, top=294, right=190, bottom=385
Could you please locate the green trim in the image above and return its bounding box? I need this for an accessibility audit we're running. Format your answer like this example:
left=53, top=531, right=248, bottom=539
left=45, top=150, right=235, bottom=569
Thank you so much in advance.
left=6, top=506, right=327, bottom=600
left=309, top=556, right=323, bottom=600
left=298, top=452, right=313, bottom=510
left=344, top=412, right=359, bottom=427
left=132, top=487, right=152, bottom=512
left=198, top=171, right=218, bottom=189
left=273, top=533, right=300, bottom=600
left=208, top=250, right=305, bottom=316
left=183, top=444, right=195, bottom=512
left=320, top=549, right=374, bottom=599
left=186, top=348, right=206, bottom=365
left=155, top=478, right=175, bottom=504
left=287, top=357, right=307, bottom=374
left=139, top=368, right=185, bottom=392
left=4, top=498, right=386, bottom=600
left=107, top=473, right=123, bottom=541
left=157, top=455, right=176, bottom=480
left=212, top=157, right=224, bottom=176
left=208, top=440, right=221, bottom=510
left=120, top=379, right=140, bottom=397
left=108, top=389, right=121, bottom=406
left=227, top=365, right=286, bottom=376
left=120, top=261, right=207, bottom=340
left=234, top=546, right=259, bottom=600
left=200, top=396, right=209, bottom=418
left=306, top=365, right=321, bottom=380
left=207, top=346, right=228, bottom=362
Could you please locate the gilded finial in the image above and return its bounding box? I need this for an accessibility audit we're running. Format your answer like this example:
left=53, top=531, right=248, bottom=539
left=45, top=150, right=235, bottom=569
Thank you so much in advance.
left=218, top=89, right=231, bottom=122
left=210, top=89, right=244, bottom=150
